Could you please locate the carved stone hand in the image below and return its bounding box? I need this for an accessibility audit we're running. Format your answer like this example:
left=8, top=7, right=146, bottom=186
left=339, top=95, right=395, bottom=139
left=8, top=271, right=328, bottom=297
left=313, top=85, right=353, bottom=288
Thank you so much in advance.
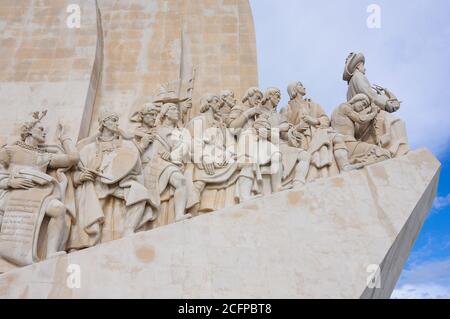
left=7, top=177, right=35, bottom=190
left=160, top=151, right=171, bottom=161
left=79, top=171, right=96, bottom=183
left=303, top=115, right=319, bottom=126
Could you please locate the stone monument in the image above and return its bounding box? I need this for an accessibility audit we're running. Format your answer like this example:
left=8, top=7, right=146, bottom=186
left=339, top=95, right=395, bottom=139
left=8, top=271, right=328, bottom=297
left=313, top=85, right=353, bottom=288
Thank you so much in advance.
left=0, top=1, right=440, bottom=299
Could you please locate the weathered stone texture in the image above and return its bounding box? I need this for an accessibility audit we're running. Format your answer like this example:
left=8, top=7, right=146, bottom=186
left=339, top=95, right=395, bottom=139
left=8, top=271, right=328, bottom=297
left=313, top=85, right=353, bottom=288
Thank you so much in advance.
left=89, top=0, right=259, bottom=134
left=0, top=150, right=439, bottom=299
left=0, top=0, right=101, bottom=143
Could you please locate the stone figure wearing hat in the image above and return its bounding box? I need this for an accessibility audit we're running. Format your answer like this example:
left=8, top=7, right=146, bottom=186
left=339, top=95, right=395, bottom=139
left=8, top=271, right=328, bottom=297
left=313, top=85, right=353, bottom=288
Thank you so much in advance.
left=153, top=88, right=192, bottom=127
left=130, top=103, right=160, bottom=155
left=68, top=109, right=151, bottom=250
left=343, top=52, right=409, bottom=157
left=0, top=111, right=79, bottom=266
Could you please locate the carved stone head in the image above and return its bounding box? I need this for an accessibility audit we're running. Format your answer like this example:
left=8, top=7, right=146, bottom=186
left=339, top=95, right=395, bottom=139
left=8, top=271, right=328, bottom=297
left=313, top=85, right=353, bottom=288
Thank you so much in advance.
left=200, top=94, right=221, bottom=113
left=140, top=103, right=160, bottom=127
left=262, top=87, right=281, bottom=108
left=157, top=103, right=180, bottom=126
left=343, top=52, right=366, bottom=81
left=220, top=90, right=236, bottom=108
left=20, top=110, right=48, bottom=144
left=242, top=87, right=263, bottom=108
left=287, top=82, right=305, bottom=100
left=98, top=108, right=120, bottom=133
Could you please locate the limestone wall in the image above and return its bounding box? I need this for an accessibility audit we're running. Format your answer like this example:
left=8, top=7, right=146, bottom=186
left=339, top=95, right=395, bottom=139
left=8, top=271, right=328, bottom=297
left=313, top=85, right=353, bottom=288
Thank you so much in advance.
left=0, top=0, right=101, bottom=144
left=0, top=150, right=440, bottom=298
left=89, top=0, right=259, bottom=134
left=0, top=0, right=258, bottom=141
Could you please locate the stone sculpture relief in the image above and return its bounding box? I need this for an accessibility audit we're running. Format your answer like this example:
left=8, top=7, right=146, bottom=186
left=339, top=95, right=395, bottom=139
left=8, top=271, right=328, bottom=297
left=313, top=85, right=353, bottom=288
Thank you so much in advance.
left=0, top=111, right=79, bottom=266
left=0, top=53, right=411, bottom=268
left=68, top=109, right=150, bottom=250
left=343, top=52, right=410, bottom=157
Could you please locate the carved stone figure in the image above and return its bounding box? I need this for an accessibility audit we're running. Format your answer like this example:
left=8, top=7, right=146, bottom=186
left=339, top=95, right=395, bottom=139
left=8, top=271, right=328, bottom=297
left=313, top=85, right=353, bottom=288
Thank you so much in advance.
left=142, top=103, right=199, bottom=228
left=219, top=90, right=237, bottom=126
left=0, top=111, right=79, bottom=266
left=187, top=94, right=240, bottom=213
left=229, top=87, right=285, bottom=200
left=281, top=82, right=340, bottom=181
left=153, top=86, right=192, bottom=127
left=331, top=94, right=391, bottom=166
left=129, top=103, right=160, bottom=224
left=261, top=87, right=311, bottom=186
left=343, top=52, right=409, bottom=157
left=68, top=109, right=151, bottom=250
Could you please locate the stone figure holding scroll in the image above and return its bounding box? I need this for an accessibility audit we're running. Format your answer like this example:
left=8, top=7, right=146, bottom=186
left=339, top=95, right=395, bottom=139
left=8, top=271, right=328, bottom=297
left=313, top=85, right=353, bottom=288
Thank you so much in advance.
left=0, top=111, right=79, bottom=266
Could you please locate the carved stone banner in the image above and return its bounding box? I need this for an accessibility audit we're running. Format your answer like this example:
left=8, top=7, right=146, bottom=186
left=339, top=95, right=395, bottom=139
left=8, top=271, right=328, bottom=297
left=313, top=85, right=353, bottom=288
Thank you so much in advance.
left=0, top=186, right=53, bottom=266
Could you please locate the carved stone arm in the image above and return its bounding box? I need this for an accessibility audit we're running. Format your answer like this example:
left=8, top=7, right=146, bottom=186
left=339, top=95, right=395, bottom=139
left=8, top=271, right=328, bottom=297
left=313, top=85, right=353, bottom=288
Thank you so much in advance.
left=345, top=106, right=378, bottom=124
left=49, top=125, right=80, bottom=169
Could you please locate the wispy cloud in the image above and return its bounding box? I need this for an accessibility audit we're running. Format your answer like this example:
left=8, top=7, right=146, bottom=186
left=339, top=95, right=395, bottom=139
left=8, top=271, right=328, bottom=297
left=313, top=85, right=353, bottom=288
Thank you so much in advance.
left=392, top=284, right=450, bottom=299
left=434, top=194, right=450, bottom=210
left=393, top=258, right=450, bottom=299
left=251, top=0, right=450, bottom=156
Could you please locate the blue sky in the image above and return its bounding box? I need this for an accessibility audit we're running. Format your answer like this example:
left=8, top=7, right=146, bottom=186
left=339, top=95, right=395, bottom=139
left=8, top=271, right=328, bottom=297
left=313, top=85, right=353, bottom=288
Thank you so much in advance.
left=250, top=0, right=450, bottom=298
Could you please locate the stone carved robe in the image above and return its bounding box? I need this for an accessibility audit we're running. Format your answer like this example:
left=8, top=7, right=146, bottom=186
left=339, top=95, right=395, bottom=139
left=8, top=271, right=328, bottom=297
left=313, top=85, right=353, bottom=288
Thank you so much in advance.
left=281, top=99, right=339, bottom=181
left=347, top=70, right=409, bottom=157
left=0, top=144, right=74, bottom=265
left=259, top=107, right=304, bottom=184
left=331, top=103, right=391, bottom=164
left=230, top=104, right=280, bottom=167
left=142, top=125, right=198, bottom=228
left=229, top=103, right=283, bottom=195
left=186, top=113, right=239, bottom=213
left=68, top=137, right=150, bottom=250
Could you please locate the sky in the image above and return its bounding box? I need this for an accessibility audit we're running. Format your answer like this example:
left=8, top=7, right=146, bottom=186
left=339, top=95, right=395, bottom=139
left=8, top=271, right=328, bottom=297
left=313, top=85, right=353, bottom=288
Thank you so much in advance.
left=250, top=0, right=450, bottom=298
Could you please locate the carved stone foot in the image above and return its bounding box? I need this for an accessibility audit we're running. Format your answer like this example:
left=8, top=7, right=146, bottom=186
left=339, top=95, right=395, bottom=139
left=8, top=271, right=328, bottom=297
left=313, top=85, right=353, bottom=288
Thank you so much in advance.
left=292, top=180, right=306, bottom=187
left=343, top=163, right=365, bottom=172
left=175, top=213, right=193, bottom=223
left=47, top=251, right=67, bottom=260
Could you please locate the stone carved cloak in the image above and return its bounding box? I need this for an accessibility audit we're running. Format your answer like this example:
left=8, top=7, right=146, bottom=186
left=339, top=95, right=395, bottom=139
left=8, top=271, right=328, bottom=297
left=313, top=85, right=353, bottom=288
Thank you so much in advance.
left=0, top=145, right=74, bottom=266
left=68, top=139, right=150, bottom=250
left=282, top=99, right=339, bottom=180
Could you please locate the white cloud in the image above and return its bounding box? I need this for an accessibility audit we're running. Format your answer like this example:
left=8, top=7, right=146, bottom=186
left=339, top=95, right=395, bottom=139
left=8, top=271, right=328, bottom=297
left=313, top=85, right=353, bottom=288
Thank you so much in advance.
left=393, top=258, right=450, bottom=299
left=434, top=194, right=450, bottom=210
left=250, top=0, right=450, bottom=156
left=392, top=284, right=450, bottom=299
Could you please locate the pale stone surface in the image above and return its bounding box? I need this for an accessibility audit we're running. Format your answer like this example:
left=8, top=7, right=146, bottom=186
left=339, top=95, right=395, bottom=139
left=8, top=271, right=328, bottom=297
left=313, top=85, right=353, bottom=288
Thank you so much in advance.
left=0, top=112, right=79, bottom=267
left=0, top=149, right=439, bottom=299
left=0, top=0, right=102, bottom=143
left=89, top=0, right=259, bottom=134
left=0, top=0, right=259, bottom=269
